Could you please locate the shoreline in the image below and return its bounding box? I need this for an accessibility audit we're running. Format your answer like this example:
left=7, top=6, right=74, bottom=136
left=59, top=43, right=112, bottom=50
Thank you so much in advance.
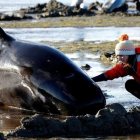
left=1, top=15, right=140, bottom=28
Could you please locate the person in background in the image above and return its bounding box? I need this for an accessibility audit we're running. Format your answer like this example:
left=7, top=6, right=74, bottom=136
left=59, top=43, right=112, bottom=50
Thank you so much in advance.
left=92, top=34, right=140, bottom=99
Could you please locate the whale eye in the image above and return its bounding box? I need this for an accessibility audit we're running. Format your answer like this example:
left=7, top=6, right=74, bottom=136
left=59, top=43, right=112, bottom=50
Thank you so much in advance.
left=56, top=66, right=74, bottom=78
left=57, top=70, right=74, bottom=78
left=64, top=73, right=74, bottom=79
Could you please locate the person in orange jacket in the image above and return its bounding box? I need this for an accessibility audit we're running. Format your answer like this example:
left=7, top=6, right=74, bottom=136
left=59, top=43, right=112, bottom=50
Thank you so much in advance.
left=92, top=34, right=140, bottom=99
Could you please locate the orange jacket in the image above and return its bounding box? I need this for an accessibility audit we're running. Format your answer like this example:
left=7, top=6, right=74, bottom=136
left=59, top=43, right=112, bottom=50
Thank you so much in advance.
left=105, top=47, right=140, bottom=84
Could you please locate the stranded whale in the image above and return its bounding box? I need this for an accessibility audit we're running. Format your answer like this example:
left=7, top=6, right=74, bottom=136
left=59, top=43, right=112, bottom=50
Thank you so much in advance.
left=102, top=0, right=128, bottom=13
left=0, top=27, right=105, bottom=115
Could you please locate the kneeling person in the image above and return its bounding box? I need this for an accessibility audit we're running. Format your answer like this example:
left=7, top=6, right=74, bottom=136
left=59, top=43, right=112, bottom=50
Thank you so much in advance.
left=92, top=34, right=140, bottom=99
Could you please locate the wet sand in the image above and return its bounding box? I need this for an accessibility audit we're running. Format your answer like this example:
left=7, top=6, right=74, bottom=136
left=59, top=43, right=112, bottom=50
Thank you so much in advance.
left=0, top=106, right=36, bottom=134
left=0, top=106, right=68, bottom=137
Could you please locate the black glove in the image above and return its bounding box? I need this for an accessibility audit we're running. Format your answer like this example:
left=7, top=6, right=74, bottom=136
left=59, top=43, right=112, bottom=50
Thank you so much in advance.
left=91, top=73, right=107, bottom=82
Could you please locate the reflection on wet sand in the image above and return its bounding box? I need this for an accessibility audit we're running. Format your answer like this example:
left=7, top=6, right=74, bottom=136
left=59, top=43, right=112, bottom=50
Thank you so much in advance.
left=0, top=105, right=68, bottom=136
left=0, top=118, right=20, bottom=134
left=0, top=106, right=36, bottom=135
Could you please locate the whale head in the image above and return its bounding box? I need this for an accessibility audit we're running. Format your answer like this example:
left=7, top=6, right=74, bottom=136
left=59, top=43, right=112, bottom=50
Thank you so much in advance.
left=0, top=27, right=105, bottom=115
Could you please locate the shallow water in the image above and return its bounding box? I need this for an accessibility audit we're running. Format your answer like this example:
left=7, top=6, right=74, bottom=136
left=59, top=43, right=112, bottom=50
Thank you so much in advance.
left=4, top=27, right=140, bottom=43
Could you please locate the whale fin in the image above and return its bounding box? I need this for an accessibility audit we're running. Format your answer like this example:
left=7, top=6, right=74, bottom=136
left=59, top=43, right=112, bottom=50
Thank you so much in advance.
left=0, top=27, right=14, bottom=41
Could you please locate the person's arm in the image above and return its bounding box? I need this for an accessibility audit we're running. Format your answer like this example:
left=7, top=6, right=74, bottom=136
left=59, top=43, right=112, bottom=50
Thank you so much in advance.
left=105, top=63, right=129, bottom=80
left=92, top=63, right=130, bottom=82
left=91, top=73, right=107, bottom=82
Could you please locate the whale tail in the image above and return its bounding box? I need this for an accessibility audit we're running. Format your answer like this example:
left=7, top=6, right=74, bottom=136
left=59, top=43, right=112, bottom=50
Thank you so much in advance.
left=0, top=27, right=14, bottom=41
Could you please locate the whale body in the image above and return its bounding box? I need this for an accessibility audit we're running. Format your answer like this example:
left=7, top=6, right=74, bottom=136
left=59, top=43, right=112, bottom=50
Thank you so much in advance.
left=102, top=0, right=128, bottom=13
left=0, top=27, right=105, bottom=115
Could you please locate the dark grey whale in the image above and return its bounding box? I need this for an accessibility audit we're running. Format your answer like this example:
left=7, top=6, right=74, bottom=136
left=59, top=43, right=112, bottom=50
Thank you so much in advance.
left=0, top=27, right=105, bottom=115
